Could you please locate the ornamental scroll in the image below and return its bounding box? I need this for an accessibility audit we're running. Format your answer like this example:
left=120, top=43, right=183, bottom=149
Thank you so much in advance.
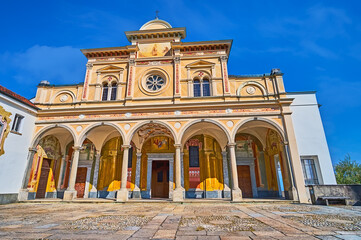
left=0, top=105, right=11, bottom=156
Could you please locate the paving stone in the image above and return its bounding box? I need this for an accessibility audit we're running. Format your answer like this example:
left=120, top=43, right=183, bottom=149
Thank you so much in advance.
left=175, top=236, right=198, bottom=240
left=153, top=229, right=177, bottom=239
left=197, top=236, right=220, bottom=240
left=132, top=228, right=158, bottom=238
left=336, top=235, right=361, bottom=240
left=177, top=230, right=207, bottom=236
left=316, top=236, right=342, bottom=240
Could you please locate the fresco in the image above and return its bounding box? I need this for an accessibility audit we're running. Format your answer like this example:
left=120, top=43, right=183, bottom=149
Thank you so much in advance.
left=138, top=42, right=171, bottom=58
left=27, top=135, right=61, bottom=193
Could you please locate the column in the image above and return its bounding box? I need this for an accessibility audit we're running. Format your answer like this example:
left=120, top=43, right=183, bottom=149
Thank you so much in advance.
left=283, top=111, right=309, bottom=203
left=63, top=146, right=81, bottom=200
left=146, top=158, right=152, bottom=198
left=228, top=143, right=242, bottom=201
left=133, top=152, right=142, bottom=199
left=221, top=151, right=231, bottom=198
left=18, top=147, right=37, bottom=201
left=117, top=145, right=129, bottom=202
left=89, top=151, right=101, bottom=198
left=83, top=166, right=92, bottom=198
left=57, top=154, right=67, bottom=189
left=173, top=144, right=184, bottom=201
left=181, top=152, right=184, bottom=187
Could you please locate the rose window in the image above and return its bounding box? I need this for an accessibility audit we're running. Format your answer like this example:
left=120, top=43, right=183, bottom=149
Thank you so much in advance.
left=146, top=75, right=165, bottom=92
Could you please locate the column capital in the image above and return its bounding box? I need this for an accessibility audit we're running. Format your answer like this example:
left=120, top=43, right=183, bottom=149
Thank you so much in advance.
left=28, top=147, right=37, bottom=152
left=220, top=55, right=228, bottom=62
left=136, top=152, right=142, bottom=157
left=174, top=56, right=181, bottom=64
left=86, top=63, right=93, bottom=68
left=174, top=144, right=182, bottom=149
left=122, top=145, right=131, bottom=149
left=72, top=146, right=83, bottom=151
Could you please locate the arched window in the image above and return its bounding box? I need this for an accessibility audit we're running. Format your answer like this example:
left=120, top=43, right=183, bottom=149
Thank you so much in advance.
left=193, top=79, right=201, bottom=97
left=102, top=83, right=108, bottom=101
left=193, top=77, right=211, bottom=97
left=202, top=78, right=210, bottom=96
left=110, top=82, right=117, bottom=100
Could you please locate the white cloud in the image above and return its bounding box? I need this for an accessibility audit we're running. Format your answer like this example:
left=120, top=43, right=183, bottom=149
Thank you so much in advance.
left=6, top=45, right=86, bottom=85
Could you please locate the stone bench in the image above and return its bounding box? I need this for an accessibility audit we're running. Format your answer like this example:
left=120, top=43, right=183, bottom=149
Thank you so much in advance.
left=318, top=196, right=350, bottom=206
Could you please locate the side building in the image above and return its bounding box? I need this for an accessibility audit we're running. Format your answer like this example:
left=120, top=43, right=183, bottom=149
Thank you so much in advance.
left=0, top=86, right=38, bottom=204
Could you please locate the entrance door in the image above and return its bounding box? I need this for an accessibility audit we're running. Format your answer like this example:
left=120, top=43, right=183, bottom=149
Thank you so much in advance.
left=237, top=165, right=253, bottom=198
left=151, top=161, right=169, bottom=198
left=75, top=167, right=87, bottom=198
left=36, top=158, right=51, bottom=199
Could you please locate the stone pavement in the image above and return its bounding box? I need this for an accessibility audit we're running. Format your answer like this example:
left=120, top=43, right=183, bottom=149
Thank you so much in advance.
left=0, top=202, right=360, bottom=239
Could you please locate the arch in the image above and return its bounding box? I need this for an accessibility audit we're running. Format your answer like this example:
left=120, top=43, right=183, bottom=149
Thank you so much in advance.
left=77, top=122, right=126, bottom=147
left=179, top=119, right=231, bottom=147
left=231, top=117, right=286, bottom=143
left=192, top=70, right=211, bottom=79
left=31, top=124, right=77, bottom=149
left=101, top=75, right=119, bottom=84
left=126, top=120, right=178, bottom=145
left=50, top=90, right=76, bottom=104
left=236, top=81, right=267, bottom=96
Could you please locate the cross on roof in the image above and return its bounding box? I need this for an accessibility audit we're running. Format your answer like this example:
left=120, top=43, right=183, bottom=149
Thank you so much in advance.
left=155, top=10, right=159, bottom=19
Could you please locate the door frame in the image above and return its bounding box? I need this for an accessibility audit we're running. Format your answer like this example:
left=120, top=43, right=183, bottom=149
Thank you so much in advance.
left=146, top=153, right=174, bottom=199
left=236, top=157, right=258, bottom=198
left=77, top=163, right=92, bottom=198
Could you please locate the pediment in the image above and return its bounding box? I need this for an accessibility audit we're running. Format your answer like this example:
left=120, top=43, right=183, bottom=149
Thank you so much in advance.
left=96, top=65, right=124, bottom=73
left=186, top=60, right=215, bottom=69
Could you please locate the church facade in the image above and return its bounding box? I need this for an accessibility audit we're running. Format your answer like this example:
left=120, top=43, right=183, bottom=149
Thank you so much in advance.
left=16, top=19, right=336, bottom=203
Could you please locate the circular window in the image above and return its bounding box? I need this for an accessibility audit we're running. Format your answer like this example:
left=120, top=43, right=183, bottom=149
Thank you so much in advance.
left=145, top=75, right=165, bottom=92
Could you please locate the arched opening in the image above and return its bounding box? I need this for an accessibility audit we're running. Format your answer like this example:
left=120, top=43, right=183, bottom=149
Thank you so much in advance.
left=110, top=82, right=117, bottom=100
left=183, top=134, right=224, bottom=198
left=128, top=122, right=177, bottom=199
left=202, top=78, right=211, bottom=96
left=60, top=139, right=96, bottom=199
left=233, top=120, right=292, bottom=199
left=27, top=126, right=75, bottom=199
left=193, top=78, right=201, bottom=97
left=180, top=121, right=230, bottom=199
left=78, top=124, right=127, bottom=199
left=102, top=83, right=108, bottom=101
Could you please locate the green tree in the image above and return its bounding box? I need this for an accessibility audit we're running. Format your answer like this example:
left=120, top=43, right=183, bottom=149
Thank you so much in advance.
left=334, top=154, right=361, bottom=184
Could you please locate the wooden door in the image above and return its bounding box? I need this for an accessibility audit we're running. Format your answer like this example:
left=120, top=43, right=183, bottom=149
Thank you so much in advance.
left=151, top=161, right=169, bottom=198
left=237, top=165, right=253, bottom=198
left=36, top=158, right=51, bottom=199
left=75, top=167, right=87, bottom=198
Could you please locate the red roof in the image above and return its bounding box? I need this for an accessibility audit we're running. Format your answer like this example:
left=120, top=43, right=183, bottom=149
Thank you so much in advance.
left=0, top=85, right=38, bottom=110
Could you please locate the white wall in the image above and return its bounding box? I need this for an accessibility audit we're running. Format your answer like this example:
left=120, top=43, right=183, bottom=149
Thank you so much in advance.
left=0, top=94, right=37, bottom=193
left=288, top=92, right=336, bottom=184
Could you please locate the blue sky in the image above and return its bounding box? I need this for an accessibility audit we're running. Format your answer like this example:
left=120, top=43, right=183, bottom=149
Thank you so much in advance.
left=1, top=1, right=360, bottom=164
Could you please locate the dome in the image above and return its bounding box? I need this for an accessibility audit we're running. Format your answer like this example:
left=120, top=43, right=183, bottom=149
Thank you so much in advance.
left=139, top=18, right=172, bottom=30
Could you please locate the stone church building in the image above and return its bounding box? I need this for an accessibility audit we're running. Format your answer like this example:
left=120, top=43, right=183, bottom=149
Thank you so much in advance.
left=8, top=18, right=336, bottom=203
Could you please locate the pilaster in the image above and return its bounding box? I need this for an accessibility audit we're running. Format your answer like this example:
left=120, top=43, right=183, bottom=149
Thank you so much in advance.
left=82, top=63, right=93, bottom=101
left=220, top=56, right=231, bottom=96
